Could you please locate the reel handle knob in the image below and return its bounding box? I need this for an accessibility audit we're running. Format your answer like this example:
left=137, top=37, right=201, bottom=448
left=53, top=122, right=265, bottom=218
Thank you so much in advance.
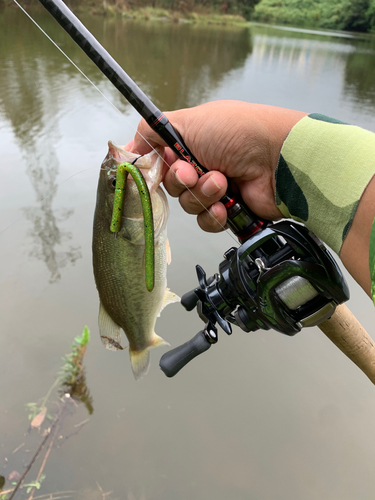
left=181, top=290, right=199, bottom=311
left=159, top=330, right=213, bottom=377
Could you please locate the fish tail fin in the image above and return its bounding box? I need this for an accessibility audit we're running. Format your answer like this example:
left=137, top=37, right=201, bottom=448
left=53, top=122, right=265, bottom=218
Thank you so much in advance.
left=129, top=334, right=169, bottom=380
left=129, top=349, right=150, bottom=381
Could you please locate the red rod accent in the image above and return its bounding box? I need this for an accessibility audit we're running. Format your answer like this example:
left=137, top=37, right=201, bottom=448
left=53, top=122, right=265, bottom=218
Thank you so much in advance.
left=224, top=198, right=236, bottom=209
left=238, top=221, right=266, bottom=243
left=151, top=115, right=163, bottom=127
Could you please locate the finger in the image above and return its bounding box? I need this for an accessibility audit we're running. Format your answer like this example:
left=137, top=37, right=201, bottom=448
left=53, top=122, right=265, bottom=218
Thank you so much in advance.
left=197, top=203, right=227, bottom=233
left=163, top=159, right=200, bottom=198
left=179, top=171, right=228, bottom=215
left=122, top=138, right=134, bottom=151
left=132, top=118, right=168, bottom=155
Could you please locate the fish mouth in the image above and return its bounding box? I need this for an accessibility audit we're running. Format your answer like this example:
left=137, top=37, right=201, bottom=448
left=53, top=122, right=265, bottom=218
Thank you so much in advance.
left=108, top=141, right=139, bottom=163
left=107, top=141, right=162, bottom=170
left=106, top=140, right=165, bottom=191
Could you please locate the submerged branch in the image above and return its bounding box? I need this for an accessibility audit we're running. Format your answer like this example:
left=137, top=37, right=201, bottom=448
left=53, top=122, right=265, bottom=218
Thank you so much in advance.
left=8, top=399, right=68, bottom=500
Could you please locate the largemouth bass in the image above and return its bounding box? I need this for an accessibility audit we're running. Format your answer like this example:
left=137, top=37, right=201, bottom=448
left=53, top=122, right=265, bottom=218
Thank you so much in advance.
left=92, top=141, right=179, bottom=379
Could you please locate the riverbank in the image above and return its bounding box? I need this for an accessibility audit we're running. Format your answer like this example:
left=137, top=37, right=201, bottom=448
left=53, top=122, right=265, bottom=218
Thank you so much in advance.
left=1, top=0, right=248, bottom=26
left=101, top=7, right=247, bottom=26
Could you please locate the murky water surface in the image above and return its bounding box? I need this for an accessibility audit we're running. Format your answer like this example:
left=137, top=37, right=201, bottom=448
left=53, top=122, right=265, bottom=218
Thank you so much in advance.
left=1, top=6, right=375, bottom=499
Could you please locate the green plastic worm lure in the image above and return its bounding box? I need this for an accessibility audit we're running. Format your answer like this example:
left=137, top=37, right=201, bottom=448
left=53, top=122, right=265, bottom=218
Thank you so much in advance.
left=110, top=162, right=154, bottom=292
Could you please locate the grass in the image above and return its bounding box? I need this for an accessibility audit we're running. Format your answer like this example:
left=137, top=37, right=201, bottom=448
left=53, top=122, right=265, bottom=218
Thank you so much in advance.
left=49, top=0, right=248, bottom=26
left=102, top=6, right=248, bottom=25
left=0, top=0, right=249, bottom=26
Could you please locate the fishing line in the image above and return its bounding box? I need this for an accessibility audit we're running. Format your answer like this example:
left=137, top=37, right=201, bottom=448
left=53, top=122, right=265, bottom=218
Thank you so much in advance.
left=12, top=0, right=238, bottom=245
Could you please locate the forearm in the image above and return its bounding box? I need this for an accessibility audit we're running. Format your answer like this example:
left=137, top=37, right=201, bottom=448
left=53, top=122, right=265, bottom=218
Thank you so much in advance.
left=340, top=175, right=375, bottom=296
left=274, top=114, right=375, bottom=296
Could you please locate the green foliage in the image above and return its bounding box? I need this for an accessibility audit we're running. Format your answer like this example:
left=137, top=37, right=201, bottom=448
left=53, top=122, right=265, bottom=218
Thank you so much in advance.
left=341, top=0, right=370, bottom=31
left=253, top=0, right=375, bottom=31
left=25, top=475, right=46, bottom=493
left=367, top=0, right=375, bottom=30
left=59, top=325, right=90, bottom=388
left=4, top=0, right=375, bottom=25
left=252, top=0, right=322, bottom=27
left=0, top=475, right=46, bottom=499
left=0, top=0, right=259, bottom=22
left=139, top=0, right=261, bottom=19
left=26, top=325, right=93, bottom=428
left=59, top=326, right=94, bottom=414
left=225, top=0, right=262, bottom=20
left=75, top=325, right=90, bottom=347
left=25, top=402, right=41, bottom=421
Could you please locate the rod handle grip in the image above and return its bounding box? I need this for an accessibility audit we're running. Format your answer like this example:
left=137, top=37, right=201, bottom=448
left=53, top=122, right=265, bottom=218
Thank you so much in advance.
left=319, top=303, right=375, bottom=385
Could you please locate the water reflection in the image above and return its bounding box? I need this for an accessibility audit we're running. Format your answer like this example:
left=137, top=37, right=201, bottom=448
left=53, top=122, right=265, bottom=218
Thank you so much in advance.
left=250, top=27, right=375, bottom=113
left=23, top=162, right=82, bottom=284
left=0, top=10, right=256, bottom=284
left=252, top=33, right=353, bottom=73
left=344, top=50, right=375, bottom=108
left=0, top=7, right=82, bottom=283
left=84, top=17, right=254, bottom=109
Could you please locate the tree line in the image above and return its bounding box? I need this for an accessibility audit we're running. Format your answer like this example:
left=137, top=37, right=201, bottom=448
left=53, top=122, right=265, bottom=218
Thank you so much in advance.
left=252, top=0, right=375, bottom=32
left=2, top=0, right=375, bottom=30
left=0, top=0, right=262, bottom=21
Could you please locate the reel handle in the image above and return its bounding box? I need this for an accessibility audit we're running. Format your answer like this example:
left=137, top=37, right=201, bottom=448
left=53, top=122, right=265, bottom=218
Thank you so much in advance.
left=319, top=303, right=375, bottom=385
left=159, top=330, right=213, bottom=377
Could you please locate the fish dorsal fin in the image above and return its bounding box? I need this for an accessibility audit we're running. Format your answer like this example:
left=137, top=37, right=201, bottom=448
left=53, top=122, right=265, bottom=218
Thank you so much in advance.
left=129, top=334, right=169, bottom=380
left=98, top=302, right=124, bottom=351
left=158, top=288, right=180, bottom=317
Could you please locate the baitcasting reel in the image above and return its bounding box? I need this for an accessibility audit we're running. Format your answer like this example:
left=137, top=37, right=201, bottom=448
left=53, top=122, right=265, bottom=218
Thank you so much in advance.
left=159, top=221, right=349, bottom=377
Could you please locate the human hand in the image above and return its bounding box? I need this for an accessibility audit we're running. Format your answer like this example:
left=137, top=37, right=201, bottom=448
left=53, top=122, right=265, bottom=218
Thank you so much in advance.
left=127, top=100, right=307, bottom=232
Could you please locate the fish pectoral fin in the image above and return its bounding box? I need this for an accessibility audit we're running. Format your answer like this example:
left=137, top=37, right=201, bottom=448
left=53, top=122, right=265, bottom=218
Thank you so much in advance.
left=166, top=237, right=172, bottom=265
left=152, top=333, right=170, bottom=348
left=98, top=302, right=123, bottom=351
left=157, top=288, right=180, bottom=317
left=129, top=334, right=170, bottom=380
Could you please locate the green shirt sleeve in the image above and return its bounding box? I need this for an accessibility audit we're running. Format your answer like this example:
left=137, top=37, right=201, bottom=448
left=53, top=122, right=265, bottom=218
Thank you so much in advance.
left=370, top=217, right=375, bottom=305
left=275, top=113, right=375, bottom=255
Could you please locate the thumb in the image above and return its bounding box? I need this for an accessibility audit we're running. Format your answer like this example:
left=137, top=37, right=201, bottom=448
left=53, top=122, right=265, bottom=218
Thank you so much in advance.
left=130, top=118, right=168, bottom=155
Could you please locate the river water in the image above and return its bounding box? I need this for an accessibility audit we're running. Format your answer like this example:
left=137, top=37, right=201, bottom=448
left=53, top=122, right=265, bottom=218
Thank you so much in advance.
left=1, top=6, right=375, bottom=499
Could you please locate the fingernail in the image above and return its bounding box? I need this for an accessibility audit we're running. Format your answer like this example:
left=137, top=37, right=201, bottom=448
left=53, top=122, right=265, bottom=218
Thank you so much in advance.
left=174, top=169, right=185, bottom=186
left=201, top=176, right=221, bottom=197
left=210, top=205, right=226, bottom=226
left=210, top=205, right=218, bottom=217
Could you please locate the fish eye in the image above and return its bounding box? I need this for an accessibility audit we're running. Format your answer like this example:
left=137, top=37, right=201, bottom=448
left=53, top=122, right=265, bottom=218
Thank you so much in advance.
left=108, top=176, right=117, bottom=189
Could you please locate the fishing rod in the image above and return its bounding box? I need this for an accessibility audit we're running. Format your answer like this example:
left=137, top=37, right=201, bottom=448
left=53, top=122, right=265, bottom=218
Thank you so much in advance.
left=31, top=0, right=375, bottom=384
left=35, top=0, right=265, bottom=242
